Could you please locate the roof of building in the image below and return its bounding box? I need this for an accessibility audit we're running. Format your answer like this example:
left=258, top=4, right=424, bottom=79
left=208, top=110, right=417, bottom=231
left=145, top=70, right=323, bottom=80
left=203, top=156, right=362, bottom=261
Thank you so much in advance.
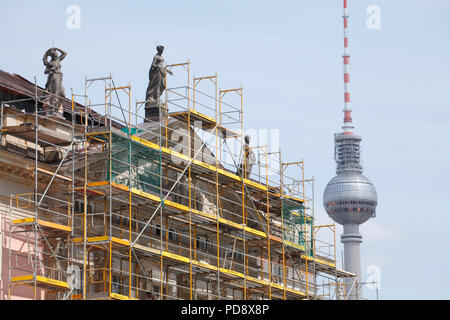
left=0, top=69, right=123, bottom=128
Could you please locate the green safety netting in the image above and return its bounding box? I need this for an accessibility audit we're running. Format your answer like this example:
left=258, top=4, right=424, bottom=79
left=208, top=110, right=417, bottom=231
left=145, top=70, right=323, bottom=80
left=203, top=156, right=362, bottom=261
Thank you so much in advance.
left=282, top=198, right=313, bottom=256
left=106, top=131, right=161, bottom=194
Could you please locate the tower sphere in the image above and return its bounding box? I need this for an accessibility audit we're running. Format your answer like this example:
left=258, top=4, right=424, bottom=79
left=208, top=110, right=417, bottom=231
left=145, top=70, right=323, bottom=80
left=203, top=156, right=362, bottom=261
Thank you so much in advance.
left=323, top=173, right=377, bottom=225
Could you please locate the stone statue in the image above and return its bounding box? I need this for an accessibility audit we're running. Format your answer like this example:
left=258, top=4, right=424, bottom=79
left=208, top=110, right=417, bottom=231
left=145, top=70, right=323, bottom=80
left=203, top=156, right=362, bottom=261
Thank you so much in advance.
left=42, top=47, right=67, bottom=113
left=144, top=45, right=172, bottom=120
left=236, top=135, right=256, bottom=178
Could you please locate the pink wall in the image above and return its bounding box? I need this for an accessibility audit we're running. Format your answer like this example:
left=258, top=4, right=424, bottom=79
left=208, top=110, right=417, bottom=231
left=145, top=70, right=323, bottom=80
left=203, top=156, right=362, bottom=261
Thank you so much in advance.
left=1, top=216, right=44, bottom=300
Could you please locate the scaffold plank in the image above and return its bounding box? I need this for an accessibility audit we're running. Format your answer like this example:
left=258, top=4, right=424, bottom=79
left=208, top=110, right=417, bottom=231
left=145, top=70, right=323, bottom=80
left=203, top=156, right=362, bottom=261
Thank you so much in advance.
left=72, top=236, right=130, bottom=248
left=12, top=217, right=71, bottom=233
left=110, top=292, right=138, bottom=300
left=11, top=275, right=70, bottom=290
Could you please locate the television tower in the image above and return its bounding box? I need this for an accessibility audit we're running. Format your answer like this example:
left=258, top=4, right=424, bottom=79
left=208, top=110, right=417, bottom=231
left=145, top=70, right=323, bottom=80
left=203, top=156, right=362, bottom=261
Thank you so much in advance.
left=323, top=0, right=378, bottom=299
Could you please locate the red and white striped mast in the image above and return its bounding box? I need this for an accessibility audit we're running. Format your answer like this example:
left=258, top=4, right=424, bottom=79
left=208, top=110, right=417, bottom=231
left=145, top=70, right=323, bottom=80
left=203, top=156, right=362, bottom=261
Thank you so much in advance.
left=342, top=0, right=354, bottom=135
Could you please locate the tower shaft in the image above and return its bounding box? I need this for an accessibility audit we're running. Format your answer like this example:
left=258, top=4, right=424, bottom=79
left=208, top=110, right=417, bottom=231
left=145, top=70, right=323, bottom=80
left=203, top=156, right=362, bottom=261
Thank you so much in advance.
left=342, top=223, right=362, bottom=299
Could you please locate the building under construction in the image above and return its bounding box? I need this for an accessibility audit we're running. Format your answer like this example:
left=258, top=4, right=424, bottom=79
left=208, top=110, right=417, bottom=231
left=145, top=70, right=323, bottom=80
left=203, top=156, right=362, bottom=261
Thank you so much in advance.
left=0, top=59, right=355, bottom=300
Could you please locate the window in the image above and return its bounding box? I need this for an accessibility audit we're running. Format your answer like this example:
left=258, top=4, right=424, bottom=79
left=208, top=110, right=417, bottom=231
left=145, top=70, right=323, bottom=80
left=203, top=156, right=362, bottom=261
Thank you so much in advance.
left=235, top=249, right=243, bottom=261
left=197, top=236, right=207, bottom=250
left=74, top=200, right=94, bottom=214
left=112, top=276, right=120, bottom=294
left=168, top=228, right=177, bottom=241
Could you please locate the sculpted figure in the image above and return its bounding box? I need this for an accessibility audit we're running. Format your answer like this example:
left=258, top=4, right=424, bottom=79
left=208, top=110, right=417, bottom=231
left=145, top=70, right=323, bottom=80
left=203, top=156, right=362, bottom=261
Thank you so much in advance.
left=42, top=47, right=67, bottom=112
left=145, top=45, right=172, bottom=113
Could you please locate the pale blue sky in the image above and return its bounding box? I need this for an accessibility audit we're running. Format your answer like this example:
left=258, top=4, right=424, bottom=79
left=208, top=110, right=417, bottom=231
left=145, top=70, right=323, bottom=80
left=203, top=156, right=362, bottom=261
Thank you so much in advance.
left=1, top=0, right=449, bottom=299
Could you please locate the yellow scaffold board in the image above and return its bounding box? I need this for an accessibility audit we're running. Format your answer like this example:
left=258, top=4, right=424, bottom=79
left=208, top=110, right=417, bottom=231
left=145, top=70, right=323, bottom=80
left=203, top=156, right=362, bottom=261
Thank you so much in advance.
left=12, top=217, right=71, bottom=233
left=11, top=275, right=70, bottom=290
left=110, top=292, right=139, bottom=300
left=72, top=236, right=130, bottom=248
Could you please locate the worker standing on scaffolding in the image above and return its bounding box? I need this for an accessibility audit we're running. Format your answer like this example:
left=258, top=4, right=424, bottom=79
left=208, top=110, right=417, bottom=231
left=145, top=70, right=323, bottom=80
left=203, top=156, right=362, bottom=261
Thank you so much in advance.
left=237, top=135, right=255, bottom=179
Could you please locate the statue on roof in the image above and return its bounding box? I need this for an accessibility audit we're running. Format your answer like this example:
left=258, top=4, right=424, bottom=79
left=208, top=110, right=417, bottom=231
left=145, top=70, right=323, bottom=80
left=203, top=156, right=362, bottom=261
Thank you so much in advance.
left=42, top=47, right=67, bottom=114
left=144, top=45, right=172, bottom=121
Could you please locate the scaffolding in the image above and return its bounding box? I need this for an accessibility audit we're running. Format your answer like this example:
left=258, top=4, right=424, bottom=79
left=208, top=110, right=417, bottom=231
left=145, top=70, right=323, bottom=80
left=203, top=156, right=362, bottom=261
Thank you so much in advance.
left=1, top=81, right=78, bottom=299
left=0, top=60, right=356, bottom=300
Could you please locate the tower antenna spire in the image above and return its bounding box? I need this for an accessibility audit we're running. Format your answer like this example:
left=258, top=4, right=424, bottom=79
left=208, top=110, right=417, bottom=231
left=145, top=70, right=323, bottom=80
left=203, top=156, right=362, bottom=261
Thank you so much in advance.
left=342, top=0, right=353, bottom=134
